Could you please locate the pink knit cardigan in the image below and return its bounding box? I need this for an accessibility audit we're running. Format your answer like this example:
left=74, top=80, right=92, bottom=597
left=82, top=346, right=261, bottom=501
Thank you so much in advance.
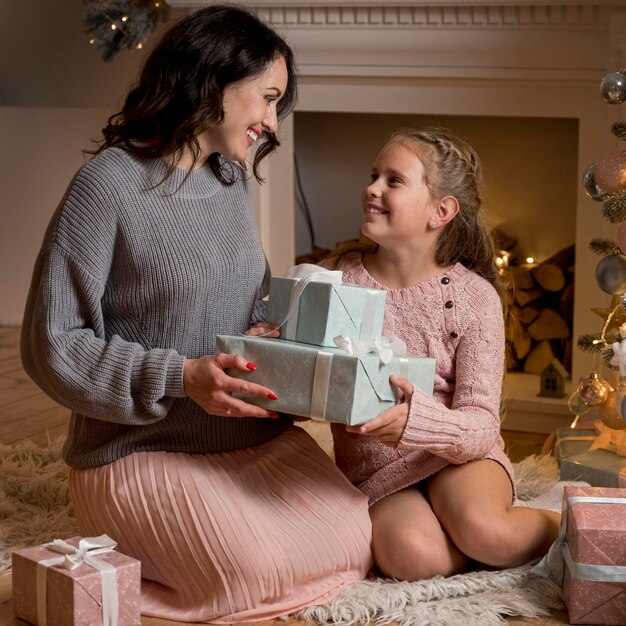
left=326, top=253, right=514, bottom=506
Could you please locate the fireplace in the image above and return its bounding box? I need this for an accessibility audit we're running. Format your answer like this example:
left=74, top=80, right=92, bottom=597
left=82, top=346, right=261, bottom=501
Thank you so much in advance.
left=171, top=0, right=626, bottom=395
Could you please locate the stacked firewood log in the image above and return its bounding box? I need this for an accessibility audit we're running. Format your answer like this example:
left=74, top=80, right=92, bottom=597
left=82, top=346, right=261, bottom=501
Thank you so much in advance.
left=505, top=244, right=575, bottom=375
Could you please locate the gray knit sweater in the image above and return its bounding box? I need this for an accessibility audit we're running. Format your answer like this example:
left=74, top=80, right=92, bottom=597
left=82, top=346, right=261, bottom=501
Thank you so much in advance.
left=21, top=147, right=291, bottom=467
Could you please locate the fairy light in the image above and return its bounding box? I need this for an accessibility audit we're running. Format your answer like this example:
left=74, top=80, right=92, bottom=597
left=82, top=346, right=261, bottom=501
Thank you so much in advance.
left=89, top=38, right=96, bottom=45
left=136, top=42, right=143, bottom=49
left=526, top=257, right=535, bottom=264
left=111, top=23, right=117, bottom=30
left=121, top=16, right=128, bottom=22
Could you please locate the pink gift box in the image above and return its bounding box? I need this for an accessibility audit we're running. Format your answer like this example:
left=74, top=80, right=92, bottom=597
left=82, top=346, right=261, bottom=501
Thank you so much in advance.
left=12, top=536, right=141, bottom=626
left=561, top=486, right=626, bottom=625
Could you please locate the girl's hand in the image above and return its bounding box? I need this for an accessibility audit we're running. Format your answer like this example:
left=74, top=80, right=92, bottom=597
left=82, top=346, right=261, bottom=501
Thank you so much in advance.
left=183, top=353, right=279, bottom=419
left=345, top=375, right=414, bottom=447
left=245, top=322, right=280, bottom=338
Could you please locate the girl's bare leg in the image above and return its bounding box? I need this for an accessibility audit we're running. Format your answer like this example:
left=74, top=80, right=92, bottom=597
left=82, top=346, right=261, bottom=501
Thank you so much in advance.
left=427, top=460, right=560, bottom=568
left=369, top=486, right=472, bottom=580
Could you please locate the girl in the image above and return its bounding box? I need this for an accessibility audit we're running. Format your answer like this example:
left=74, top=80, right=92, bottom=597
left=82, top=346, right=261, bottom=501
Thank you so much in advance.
left=21, top=5, right=371, bottom=622
left=323, top=127, right=560, bottom=580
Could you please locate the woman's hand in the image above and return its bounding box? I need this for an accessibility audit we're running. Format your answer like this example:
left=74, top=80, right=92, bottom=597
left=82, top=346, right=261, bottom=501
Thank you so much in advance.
left=245, top=322, right=280, bottom=338
left=183, top=353, right=279, bottom=419
left=345, top=375, right=413, bottom=447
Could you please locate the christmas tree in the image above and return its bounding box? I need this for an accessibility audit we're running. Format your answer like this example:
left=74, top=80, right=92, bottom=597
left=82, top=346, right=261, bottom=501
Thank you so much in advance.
left=571, top=69, right=626, bottom=430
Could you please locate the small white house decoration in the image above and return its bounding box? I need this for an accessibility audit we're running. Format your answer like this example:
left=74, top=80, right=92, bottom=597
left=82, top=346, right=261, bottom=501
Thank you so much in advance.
left=538, top=358, right=568, bottom=398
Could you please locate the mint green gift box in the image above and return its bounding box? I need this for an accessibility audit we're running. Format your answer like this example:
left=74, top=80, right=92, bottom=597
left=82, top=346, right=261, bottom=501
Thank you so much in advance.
left=216, top=335, right=436, bottom=426
left=560, top=448, right=626, bottom=488
left=265, top=276, right=387, bottom=347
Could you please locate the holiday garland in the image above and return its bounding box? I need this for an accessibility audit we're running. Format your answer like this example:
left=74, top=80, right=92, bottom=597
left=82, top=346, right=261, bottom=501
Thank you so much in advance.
left=82, top=0, right=171, bottom=62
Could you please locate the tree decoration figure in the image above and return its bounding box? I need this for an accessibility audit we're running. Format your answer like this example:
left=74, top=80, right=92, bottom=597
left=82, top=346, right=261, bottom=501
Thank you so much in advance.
left=82, top=0, right=170, bottom=62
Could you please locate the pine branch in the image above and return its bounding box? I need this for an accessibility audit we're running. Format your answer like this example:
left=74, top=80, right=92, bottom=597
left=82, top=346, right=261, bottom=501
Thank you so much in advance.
left=602, top=192, right=626, bottom=224
left=600, top=347, right=618, bottom=370
left=577, top=334, right=607, bottom=353
left=612, top=121, right=626, bottom=142
left=590, top=238, right=620, bottom=255
left=82, top=0, right=171, bottom=62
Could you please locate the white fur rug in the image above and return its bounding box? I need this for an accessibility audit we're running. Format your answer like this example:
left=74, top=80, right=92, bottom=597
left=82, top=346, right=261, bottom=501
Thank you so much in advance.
left=0, top=437, right=565, bottom=625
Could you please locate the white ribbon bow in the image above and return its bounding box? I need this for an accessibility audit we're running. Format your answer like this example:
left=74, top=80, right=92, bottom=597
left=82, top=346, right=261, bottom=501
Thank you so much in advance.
left=38, top=535, right=119, bottom=626
left=333, top=335, right=407, bottom=365
left=43, top=534, right=118, bottom=570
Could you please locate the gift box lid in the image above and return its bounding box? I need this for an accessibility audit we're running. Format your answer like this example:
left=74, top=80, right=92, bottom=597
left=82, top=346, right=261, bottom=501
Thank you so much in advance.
left=563, top=486, right=626, bottom=564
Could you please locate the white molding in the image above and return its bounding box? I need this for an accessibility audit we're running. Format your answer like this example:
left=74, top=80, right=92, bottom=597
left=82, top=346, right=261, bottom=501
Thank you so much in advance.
left=168, top=0, right=623, bottom=8
left=257, top=4, right=611, bottom=27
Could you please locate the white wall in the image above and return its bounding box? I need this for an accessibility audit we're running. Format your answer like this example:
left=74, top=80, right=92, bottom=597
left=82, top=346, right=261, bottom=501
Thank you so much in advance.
left=0, top=0, right=185, bottom=325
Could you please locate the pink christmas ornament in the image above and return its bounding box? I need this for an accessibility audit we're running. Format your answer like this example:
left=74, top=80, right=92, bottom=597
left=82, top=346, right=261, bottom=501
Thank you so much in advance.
left=595, top=151, right=626, bottom=194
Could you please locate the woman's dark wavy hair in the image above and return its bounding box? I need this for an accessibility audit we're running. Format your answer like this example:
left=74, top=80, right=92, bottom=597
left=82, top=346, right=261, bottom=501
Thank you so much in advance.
left=91, top=4, right=297, bottom=184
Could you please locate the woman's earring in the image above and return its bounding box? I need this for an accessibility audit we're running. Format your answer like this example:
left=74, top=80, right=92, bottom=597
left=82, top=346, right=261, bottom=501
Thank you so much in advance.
left=429, top=220, right=438, bottom=230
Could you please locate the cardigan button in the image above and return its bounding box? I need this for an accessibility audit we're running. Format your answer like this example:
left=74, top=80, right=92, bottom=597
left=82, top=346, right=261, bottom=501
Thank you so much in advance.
left=445, top=300, right=454, bottom=309
left=441, top=276, right=450, bottom=285
left=450, top=331, right=459, bottom=338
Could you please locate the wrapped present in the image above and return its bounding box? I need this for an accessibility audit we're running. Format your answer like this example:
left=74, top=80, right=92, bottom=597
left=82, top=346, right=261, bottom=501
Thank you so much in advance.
left=265, top=264, right=386, bottom=347
left=532, top=486, right=626, bottom=624
left=560, top=447, right=626, bottom=487
left=216, top=334, right=435, bottom=425
left=554, top=427, right=596, bottom=464
left=12, top=535, right=141, bottom=626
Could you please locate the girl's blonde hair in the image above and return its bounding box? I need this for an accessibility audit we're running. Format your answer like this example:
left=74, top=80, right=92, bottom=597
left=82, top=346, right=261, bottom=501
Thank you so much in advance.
left=325, top=126, right=505, bottom=304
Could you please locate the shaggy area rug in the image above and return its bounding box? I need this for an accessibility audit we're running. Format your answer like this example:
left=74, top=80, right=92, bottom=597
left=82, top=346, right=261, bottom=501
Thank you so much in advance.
left=0, top=437, right=565, bottom=625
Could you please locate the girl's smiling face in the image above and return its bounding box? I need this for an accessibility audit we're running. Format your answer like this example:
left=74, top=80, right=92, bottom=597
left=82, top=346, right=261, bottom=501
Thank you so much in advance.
left=360, top=142, right=439, bottom=247
left=198, top=55, right=288, bottom=163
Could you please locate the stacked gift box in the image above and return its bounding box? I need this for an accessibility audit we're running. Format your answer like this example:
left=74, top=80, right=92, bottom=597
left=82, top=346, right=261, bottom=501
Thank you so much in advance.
left=554, top=427, right=626, bottom=488
left=216, top=265, right=436, bottom=425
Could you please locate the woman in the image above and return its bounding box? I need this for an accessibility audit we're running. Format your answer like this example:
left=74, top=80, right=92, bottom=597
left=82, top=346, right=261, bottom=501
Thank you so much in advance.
left=21, top=5, right=371, bottom=622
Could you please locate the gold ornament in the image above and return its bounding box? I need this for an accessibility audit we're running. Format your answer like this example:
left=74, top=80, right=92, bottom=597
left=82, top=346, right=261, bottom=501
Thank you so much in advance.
left=576, top=371, right=611, bottom=407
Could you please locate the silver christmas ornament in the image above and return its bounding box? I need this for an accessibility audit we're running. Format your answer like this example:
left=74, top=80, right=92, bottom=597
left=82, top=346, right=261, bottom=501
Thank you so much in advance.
left=596, top=254, right=626, bottom=295
left=577, top=371, right=611, bottom=407
left=582, top=162, right=606, bottom=201
left=600, top=71, right=626, bottom=105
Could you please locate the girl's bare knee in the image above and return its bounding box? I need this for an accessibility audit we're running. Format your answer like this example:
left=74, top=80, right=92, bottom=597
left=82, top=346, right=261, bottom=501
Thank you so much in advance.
left=373, top=532, right=456, bottom=581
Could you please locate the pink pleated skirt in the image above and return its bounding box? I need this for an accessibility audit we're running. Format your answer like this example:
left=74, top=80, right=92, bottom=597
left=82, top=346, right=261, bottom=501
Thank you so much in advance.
left=68, top=426, right=372, bottom=623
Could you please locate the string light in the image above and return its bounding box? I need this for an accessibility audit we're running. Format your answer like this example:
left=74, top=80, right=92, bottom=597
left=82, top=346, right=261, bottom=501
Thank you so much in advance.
left=526, top=257, right=535, bottom=264
left=82, top=0, right=170, bottom=61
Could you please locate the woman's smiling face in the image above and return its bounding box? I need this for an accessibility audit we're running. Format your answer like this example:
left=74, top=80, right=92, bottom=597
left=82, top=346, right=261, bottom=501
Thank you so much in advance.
left=199, top=55, right=288, bottom=162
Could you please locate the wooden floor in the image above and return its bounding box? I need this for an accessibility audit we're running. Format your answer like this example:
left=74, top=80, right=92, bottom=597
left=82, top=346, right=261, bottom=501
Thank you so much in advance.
left=0, top=325, right=569, bottom=625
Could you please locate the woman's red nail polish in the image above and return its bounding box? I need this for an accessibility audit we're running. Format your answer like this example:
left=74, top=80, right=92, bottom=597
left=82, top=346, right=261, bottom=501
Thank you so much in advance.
left=269, top=412, right=279, bottom=419
left=267, top=393, right=278, bottom=400
left=246, top=362, right=257, bottom=371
